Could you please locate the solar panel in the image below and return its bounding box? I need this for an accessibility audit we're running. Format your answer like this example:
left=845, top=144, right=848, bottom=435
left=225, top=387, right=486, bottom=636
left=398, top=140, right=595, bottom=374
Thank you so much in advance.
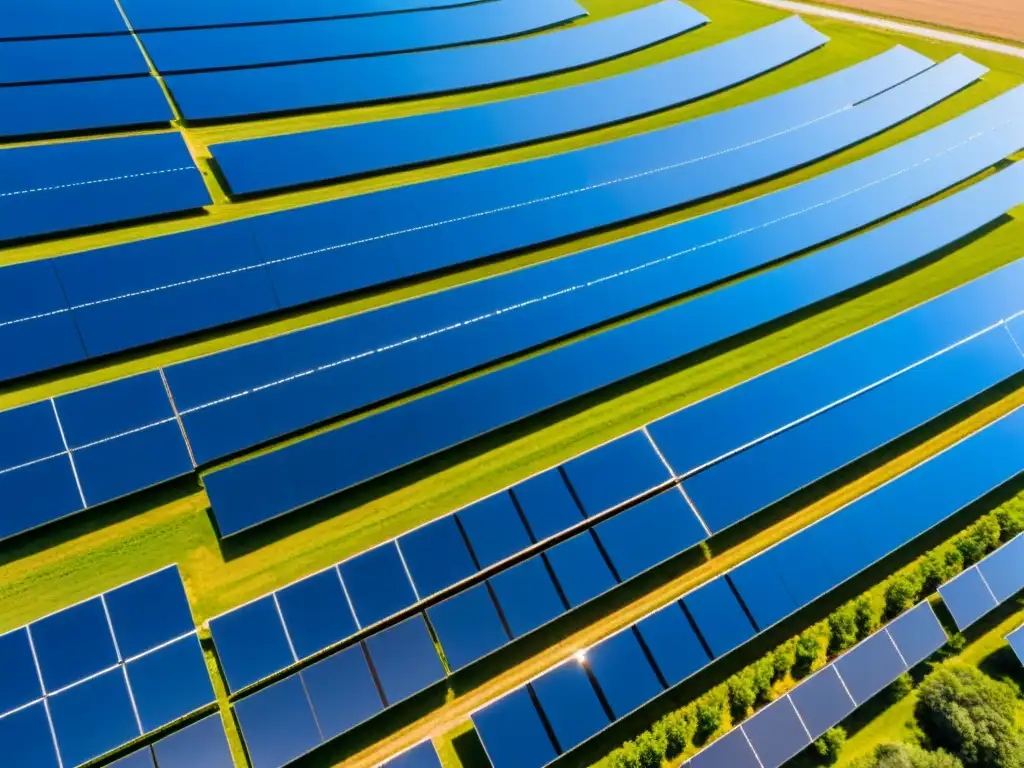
left=164, top=2, right=707, bottom=119
left=886, top=602, right=948, bottom=668
left=0, top=133, right=209, bottom=243
left=382, top=740, right=444, bottom=768
left=1008, top=625, right=1024, bottom=665
left=300, top=645, right=384, bottom=739
left=835, top=631, right=908, bottom=705
left=976, top=532, right=1024, bottom=602
left=0, top=703, right=61, bottom=768
left=151, top=715, right=234, bottom=768
left=110, top=748, right=157, bottom=768
left=544, top=531, right=618, bottom=608
left=0, top=35, right=147, bottom=86
left=210, top=16, right=828, bottom=193
left=397, top=515, right=478, bottom=597
left=142, top=0, right=588, bottom=73
left=689, top=729, right=760, bottom=768
left=682, top=576, right=757, bottom=659
left=788, top=666, right=855, bottom=740
left=125, top=634, right=214, bottom=732
left=103, top=563, right=196, bottom=660
left=274, top=568, right=359, bottom=660
left=531, top=659, right=610, bottom=752
left=456, top=493, right=533, bottom=568
left=0, top=0, right=126, bottom=39
left=472, top=688, right=558, bottom=768
left=338, top=541, right=419, bottom=627
left=585, top=629, right=664, bottom=718
left=202, top=93, right=1022, bottom=532
left=511, top=469, right=585, bottom=541
left=48, top=668, right=142, bottom=767
left=634, top=602, right=710, bottom=686
left=727, top=553, right=798, bottom=632
left=363, top=616, right=446, bottom=706
left=209, top=597, right=295, bottom=694
left=31, top=597, right=119, bottom=693
left=0, top=629, right=42, bottom=713
left=741, top=696, right=811, bottom=768
left=939, top=565, right=999, bottom=630
left=427, top=584, right=510, bottom=672
left=0, top=77, right=173, bottom=139
left=561, top=431, right=671, bottom=516
left=234, top=676, right=322, bottom=768
left=488, top=556, right=566, bottom=639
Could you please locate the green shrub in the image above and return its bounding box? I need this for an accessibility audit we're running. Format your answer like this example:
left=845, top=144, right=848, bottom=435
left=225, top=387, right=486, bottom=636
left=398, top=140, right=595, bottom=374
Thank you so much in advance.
left=955, top=517, right=1001, bottom=566
left=829, top=603, right=859, bottom=655
left=751, top=657, right=775, bottom=705
left=633, top=730, right=666, bottom=768
left=772, top=640, right=797, bottom=681
left=884, top=574, right=919, bottom=619
left=850, top=742, right=963, bottom=768
left=814, top=726, right=846, bottom=765
left=889, top=673, right=914, bottom=702
left=854, top=594, right=880, bottom=640
left=795, top=629, right=823, bottom=677
left=728, top=671, right=756, bottom=720
left=994, top=498, right=1024, bottom=540
left=694, top=692, right=725, bottom=741
left=658, top=710, right=694, bottom=758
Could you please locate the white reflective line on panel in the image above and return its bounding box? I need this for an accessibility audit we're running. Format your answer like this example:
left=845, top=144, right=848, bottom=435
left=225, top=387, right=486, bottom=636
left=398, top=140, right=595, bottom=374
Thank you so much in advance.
left=123, top=630, right=198, bottom=664
left=975, top=565, right=1001, bottom=605
left=885, top=627, right=910, bottom=670
left=395, top=542, right=421, bottom=602
left=121, top=664, right=145, bottom=735
left=832, top=664, right=858, bottom=708
left=336, top=566, right=362, bottom=631
left=739, top=723, right=767, bottom=768
left=272, top=593, right=300, bottom=663
left=160, top=368, right=197, bottom=468
left=787, top=693, right=814, bottom=742
left=0, top=166, right=196, bottom=199
left=49, top=399, right=86, bottom=508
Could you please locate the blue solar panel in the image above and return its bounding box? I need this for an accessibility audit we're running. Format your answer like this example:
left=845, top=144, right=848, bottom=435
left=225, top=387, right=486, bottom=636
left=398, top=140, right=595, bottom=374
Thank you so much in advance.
left=121, top=0, right=486, bottom=31
left=561, top=431, right=671, bottom=516
left=741, top=697, right=811, bottom=768
left=211, top=16, right=827, bottom=193
left=727, top=554, right=798, bottom=632
left=398, top=516, right=478, bottom=597
left=938, top=566, right=998, bottom=630
left=472, top=687, right=557, bottom=768
left=684, top=326, right=1024, bottom=532
left=488, top=555, right=566, bottom=639
left=634, top=602, right=709, bottom=686
left=49, top=668, right=141, bottom=768
left=152, top=715, right=233, bottom=768
left=789, top=666, right=855, bottom=740
left=545, top=531, right=618, bottom=608
left=0, top=77, right=173, bottom=139
left=104, top=566, right=195, bottom=660
left=364, top=615, right=445, bottom=705
left=125, top=634, right=214, bottom=732
left=0, top=628, right=43, bottom=714
left=300, top=645, right=384, bottom=739
left=143, top=0, right=587, bottom=73
left=0, top=702, right=61, bottom=768
left=456, top=493, right=533, bottom=568
left=0, top=35, right=147, bottom=86
left=767, top=532, right=839, bottom=616
left=835, top=632, right=907, bottom=705
left=0, top=133, right=209, bottom=243
left=0, top=0, right=126, bottom=39
left=339, top=542, right=418, bottom=627
left=165, top=2, right=707, bottom=120
left=886, top=603, right=947, bottom=668
left=201, top=84, right=1022, bottom=531
left=586, top=629, right=663, bottom=718
left=427, top=584, right=510, bottom=672
left=683, top=577, right=756, bottom=659
left=110, top=748, right=157, bottom=768
left=689, top=728, right=760, bottom=768
left=234, top=675, right=322, bottom=768
left=511, top=469, right=584, bottom=542
left=275, top=568, right=359, bottom=660
left=977, top=532, right=1024, bottom=602
left=531, top=659, right=610, bottom=752
left=1008, top=625, right=1024, bottom=664
left=208, top=597, right=295, bottom=694
left=31, top=598, right=118, bottom=693
left=594, top=489, right=707, bottom=581
left=384, top=741, right=443, bottom=768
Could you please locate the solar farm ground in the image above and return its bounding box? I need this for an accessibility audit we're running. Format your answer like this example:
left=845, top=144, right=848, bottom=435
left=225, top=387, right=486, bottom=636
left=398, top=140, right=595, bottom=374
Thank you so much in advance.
left=818, top=0, right=1024, bottom=45
left=1, top=0, right=1023, bottom=766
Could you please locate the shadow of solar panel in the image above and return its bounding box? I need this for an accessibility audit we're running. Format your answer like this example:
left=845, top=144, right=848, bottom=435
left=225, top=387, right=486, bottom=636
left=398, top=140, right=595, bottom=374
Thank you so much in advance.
left=689, top=728, right=760, bottom=768
left=234, top=675, right=322, bottom=768
left=364, top=615, right=446, bottom=705
left=835, top=632, right=907, bottom=705
left=0, top=35, right=147, bottom=85
left=456, top=493, right=533, bottom=568
left=634, top=602, right=710, bottom=686
left=164, top=1, right=707, bottom=120
left=789, top=666, right=855, bottom=740
left=585, top=629, right=664, bottom=719
left=427, top=583, right=510, bottom=672
left=151, top=714, right=233, bottom=768
left=562, top=431, right=670, bottom=516
left=300, top=645, right=384, bottom=739
left=511, top=469, right=584, bottom=541
left=125, top=635, right=214, bottom=732
left=209, top=597, right=294, bottom=693
left=886, top=602, right=948, bottom=668
left=488, top=555, right=566, bottom=639
left=472, top=687, right=558, bottom=768
left=398, top=515, right=478, bottom=597
left=594, top=489, right=708, bottom=581
left=743, top=698, right=811, bottom=768
left=383, top=740, right=444, bottom=768
left=143, top=0, right=587, bottom=73
left=977, top=532, right=1024, bottom=602
left=545, top=531, right=618, bottom=608
left=531, top=659, right=610, bottom=752
left=275, top=568, right=359, bottom=660
left=49, top=668, right=142, bottom=768
left=339, top=542, right=418, bottom=627
left=682, top=576, right=756, bottom=659
left=0, top=133, right=209, bottom=243
left=0, top=703, right=61, bottom=768
left=210, top=16, right=827, bottom=193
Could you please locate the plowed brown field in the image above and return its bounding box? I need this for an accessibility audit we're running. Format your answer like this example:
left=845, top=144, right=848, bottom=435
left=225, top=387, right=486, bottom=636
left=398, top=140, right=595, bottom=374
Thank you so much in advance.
left=823, top=0, right=1022, bottom=43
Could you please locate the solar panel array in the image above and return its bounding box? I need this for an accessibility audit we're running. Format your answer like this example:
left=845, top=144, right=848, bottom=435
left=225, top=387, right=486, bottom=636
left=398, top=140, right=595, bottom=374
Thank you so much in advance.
left=680, top=602, right=947, bottom=768
left=0, top=567, right=214, bottom=768
left=380, top=740, right=443, bottom=768
left=938, top=532, right=1024, bottom=630
left=1009, top=625, right=1024, bottom=665
left=109, top=714, right=234, bottom=768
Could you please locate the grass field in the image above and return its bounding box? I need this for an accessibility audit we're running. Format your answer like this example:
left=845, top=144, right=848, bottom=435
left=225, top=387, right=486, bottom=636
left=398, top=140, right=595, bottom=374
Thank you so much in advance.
left=2, top=0, right=1024, bottom=766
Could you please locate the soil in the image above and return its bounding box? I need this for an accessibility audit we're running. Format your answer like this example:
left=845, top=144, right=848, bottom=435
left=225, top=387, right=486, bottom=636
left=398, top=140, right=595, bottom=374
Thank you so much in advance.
left=820, top=0, right=1023, bottom=44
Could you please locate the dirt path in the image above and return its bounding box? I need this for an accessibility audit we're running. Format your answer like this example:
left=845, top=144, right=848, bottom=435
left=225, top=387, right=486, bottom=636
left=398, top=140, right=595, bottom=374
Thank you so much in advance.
left=748, top=0, right=1024, bottom=57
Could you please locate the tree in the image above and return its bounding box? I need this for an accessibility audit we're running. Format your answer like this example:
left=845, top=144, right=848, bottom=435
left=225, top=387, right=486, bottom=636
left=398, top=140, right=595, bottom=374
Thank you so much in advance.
left=633, top=730, right=665, bottom=768
left=829, top=604, right=859, bottom=655
left=728, top=671, right=756, bottom=720
left=656, top=710, right=694, bottom=759
left=694, top=690, right=726, bottom=741
left=884, top=574, right=919, bottom=619
left=888, top=672, right=914, bottom=703
left=855, top=594, right=879, bottom=640
left=751, top=657, right=775, bottom=705
left=795, top=629, right=823, bottom=677
left=815, top=727, right=846, bottom=765
left=954, top=517, right=1000, bottom=566
left=850, top=743, right=963, bottom=768
left=916, top=663, right=1024, bottom=767
left=772, top=640, right=797, bottom=681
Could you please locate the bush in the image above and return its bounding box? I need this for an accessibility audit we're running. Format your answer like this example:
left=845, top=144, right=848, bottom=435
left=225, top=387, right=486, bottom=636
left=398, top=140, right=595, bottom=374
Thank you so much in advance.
left=884, top=574, right=920, bottom=619
left=772, top=640, right=797, bottom=681
left=916, top=663, right=1024, bottom=767
left=919, top=550, right=957, bottom=594
left=633, top=730, right=665, bottom=768
left=728, top=671, right=756, bottom=720
left=829, top=604, right=860, bottom=655
left=850, top=742, right=963, bottom=768
left=854, top=595, right=880, bottom=640
left=694, top=692, right=725, bottom=741
left=795, top=629, right=823, bottom=677
left=657, top=710, right=694, bottom=759
left=955, top=517, right=1001, bottom=566
left=994, top=498, right=1024, bottom=540
left=751, top=657, right=775, bottom=705
left=815, top=727, right=846, bottom=765
left=889, top=673, right=914, bottom=702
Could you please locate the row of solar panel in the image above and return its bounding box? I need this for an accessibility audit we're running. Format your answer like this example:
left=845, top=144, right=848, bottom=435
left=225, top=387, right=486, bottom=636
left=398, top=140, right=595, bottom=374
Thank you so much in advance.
left=201, top=140, right=1024, bottom=536
left=0, top=567, right=215, bottom=768
left=211, top=16, right=827, bottom=194
left=470, top=403, right=1024, bottom=768
left=203, top=261, right=1024, bottom=698
left=0, top=34, right=147, bottom=86
left=1009, top=625, right=1024, bottom=665
left=938, top=531, right=1024, bottom=630
left=0, top=43, right=927, bottom=384
left=382, top=741, right=442, bottom=768
left=679, top=603, right=947, bottom=768
left=0, top=132, right=210, bottom=243
left=108, top=714, right=232, bottom=768
left=164, top=1, right=706, bottom=120
left=141, top=0, right=587, bottom=74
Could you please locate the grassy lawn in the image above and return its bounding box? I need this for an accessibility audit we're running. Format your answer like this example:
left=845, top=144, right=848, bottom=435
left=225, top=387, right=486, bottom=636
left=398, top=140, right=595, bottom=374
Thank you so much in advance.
left=2, top=1, right=1024, bottom=767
